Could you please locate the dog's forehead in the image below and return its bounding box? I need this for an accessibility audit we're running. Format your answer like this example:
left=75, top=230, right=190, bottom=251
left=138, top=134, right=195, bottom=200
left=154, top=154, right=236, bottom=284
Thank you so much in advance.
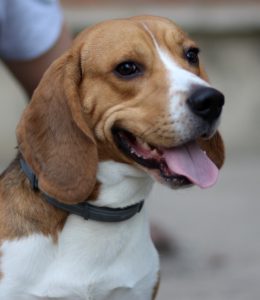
left=79, top=16, right=195, bottom=57
left=130, top=15, right=190, bottom=45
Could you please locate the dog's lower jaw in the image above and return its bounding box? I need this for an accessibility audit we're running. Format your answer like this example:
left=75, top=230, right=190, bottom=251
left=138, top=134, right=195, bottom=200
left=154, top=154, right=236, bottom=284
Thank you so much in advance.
left=0, top=161, right=159, bottom=300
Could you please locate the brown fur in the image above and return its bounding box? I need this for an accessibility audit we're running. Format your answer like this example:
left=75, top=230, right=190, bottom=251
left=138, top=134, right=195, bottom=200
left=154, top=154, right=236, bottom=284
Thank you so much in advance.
left=16, top=47, right=98, bottom=205
left=152, top=273, right=161, bottom=299
left=0, top=157, right=67, bottom=241
left=0, top=156, right=100, bottom=242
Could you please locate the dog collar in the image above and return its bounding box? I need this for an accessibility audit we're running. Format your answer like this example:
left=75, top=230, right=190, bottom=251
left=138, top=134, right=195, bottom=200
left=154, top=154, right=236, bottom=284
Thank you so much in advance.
left=20, top=158, right=144, bottom=222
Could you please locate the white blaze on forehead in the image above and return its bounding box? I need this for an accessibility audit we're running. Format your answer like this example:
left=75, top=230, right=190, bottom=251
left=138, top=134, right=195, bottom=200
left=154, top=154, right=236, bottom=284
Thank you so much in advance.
left=155, top=48, right=210, bottom=92
left=142, top=23, right=212, bottom=143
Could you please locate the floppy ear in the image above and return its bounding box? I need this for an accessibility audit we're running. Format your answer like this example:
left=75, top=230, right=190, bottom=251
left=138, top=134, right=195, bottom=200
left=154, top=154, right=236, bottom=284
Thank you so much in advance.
left=17, top=47, right=98, bottom=204
left=198, top=131, right=225, bottom=169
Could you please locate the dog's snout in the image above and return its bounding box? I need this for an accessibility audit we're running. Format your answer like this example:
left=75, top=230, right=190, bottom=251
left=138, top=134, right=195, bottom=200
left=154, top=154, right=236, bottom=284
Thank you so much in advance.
left=187, top=87, right=225, bottom=122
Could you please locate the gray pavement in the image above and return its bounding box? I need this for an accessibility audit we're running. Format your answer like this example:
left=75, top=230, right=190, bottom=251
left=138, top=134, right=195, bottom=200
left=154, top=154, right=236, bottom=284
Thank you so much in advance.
left=149, top=154, right=260, bottom=299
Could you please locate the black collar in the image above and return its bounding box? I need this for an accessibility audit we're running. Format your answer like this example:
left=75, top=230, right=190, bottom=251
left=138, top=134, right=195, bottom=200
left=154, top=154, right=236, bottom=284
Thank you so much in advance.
left=20, top=158, right=144, bottom=222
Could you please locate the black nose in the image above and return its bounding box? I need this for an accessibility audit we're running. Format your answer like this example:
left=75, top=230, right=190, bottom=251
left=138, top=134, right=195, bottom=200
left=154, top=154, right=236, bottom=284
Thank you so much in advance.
left=187, top=87, right=225, bottom=122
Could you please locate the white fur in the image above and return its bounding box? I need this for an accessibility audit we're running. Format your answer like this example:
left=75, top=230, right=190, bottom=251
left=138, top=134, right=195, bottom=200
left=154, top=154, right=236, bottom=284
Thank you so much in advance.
left=156, top=48, right=209, bottom=94
left=0, top=161, right=159, bottom=300
left=156, top=47, right=210, bottom=143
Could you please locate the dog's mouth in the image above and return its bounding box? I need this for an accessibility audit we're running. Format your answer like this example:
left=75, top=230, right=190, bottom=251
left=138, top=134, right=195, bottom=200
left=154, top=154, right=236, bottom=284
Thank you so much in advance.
left=112, top=128, right=219, bottom=189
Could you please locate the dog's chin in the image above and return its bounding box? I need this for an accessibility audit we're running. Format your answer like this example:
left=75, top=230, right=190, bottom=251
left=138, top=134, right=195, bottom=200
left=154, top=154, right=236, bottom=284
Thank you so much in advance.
left=112, top=127, right=193, bottom=189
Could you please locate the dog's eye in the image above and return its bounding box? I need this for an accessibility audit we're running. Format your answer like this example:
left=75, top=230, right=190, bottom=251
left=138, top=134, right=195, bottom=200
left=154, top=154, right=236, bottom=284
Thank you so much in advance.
left=185, top=48, right=200, bottom=65
left=115, top=61, right=142, bottom=78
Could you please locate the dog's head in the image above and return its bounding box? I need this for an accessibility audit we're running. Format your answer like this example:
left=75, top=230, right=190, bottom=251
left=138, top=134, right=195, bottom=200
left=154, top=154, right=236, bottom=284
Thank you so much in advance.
left=17, top=16, right=224, bottom=204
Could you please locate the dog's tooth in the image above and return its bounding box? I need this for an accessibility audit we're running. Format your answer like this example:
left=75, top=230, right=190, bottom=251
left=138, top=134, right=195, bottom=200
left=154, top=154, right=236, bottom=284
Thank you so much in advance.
left=136, top=137, right=151, bottom=151
left=130, top=148, right=136, bottom=154
left=142, top=142, right=151, bottom=151
left=151, top=149, right=159, bottom=156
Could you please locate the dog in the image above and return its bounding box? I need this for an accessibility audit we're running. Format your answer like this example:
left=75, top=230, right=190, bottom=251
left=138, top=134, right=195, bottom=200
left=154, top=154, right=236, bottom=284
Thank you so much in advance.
left=0, top=16, right=224, bottom=300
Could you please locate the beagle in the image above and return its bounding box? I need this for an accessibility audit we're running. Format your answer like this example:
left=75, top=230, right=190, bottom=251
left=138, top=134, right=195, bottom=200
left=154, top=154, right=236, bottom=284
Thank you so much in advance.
left=0, top=16, right=224, bottom=300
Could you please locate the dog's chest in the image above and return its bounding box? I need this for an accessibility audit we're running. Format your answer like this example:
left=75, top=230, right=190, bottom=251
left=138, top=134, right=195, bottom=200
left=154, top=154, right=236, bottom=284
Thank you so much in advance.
left=0, top=213, right=159, bottom=300
left=0, top=162, right=159, bottom=299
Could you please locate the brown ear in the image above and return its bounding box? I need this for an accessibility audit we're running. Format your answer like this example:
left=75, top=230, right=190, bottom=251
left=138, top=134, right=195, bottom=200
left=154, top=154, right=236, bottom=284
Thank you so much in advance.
left=17, top=47, right=98, bottom=204
left=198, top=131, right=225, bottom=169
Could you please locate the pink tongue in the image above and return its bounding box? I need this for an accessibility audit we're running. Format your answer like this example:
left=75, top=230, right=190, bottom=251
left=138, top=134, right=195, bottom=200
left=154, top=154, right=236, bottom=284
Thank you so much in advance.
left=162, top=142, right=219, bottom=188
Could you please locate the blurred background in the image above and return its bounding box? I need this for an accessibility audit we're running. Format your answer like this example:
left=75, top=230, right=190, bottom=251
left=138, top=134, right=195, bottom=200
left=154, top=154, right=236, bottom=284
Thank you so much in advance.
left=0, top=0, right=260, bottom=299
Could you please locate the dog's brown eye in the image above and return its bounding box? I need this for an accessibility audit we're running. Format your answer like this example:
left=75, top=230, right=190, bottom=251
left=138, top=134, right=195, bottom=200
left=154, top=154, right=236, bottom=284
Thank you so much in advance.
left=185, top=48, right=200, bottom=65
left=115, top=61, right=141, bottom=78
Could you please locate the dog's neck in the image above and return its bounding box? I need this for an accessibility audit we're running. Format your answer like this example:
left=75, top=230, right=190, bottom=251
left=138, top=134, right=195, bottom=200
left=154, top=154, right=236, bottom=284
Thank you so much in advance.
left=0, top=156, right=67, bottom=240
left=0, top=157, right=153, bottom=240
left=92, top=161, right=153, bottom=208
